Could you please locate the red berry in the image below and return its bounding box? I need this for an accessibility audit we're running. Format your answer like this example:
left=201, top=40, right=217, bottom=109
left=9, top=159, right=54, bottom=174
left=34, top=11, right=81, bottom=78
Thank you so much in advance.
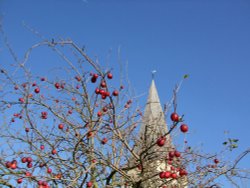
left=10, top=162, right=17, bottom=169
left=170, top=112, right=179, bottom=122
left=102, top=107, right=108, bottom=112
left=40, top=145, right=45, bottom=150
left=180, top=124, right=188, bottom=133
left=157, top=137, right=165, bottom=147
left=168, top=151, right=175, bottom=158
left=179, top=169, right=188, bottom=176
left=34, top=87, right=40, bottom=93
left=93, top=74, right=98, bottom=79
left=95, top=88, right=100, bottom=94
left=97, top=111, right=102, bottom=117
left=75, top=76, right=81, bottom=82
left=54, top=82, right=60, bottom=89
left=101, top=94, right=107, bottom=99
left=26, top=157, right=32, bottom=163
left=101, top=81, right=106, bottom=88
left=214, top=158, right=219, bottom=164
left=174, top=150, right=181, bottom=158
left=91, top=77, right=97, bottom=83
left=38, top=180, right=43, bottom=185
left=27, top=162, right=32, bottom=168
left=52, top=149, right=57, bottom=155
left=47, top=168, right=52, bottom=173
left=58, top=124, right=64, bottom=130
left=17, top=178, right=23, bottom=184
left=99, top=90, right=105, bottom=95
left=101, top=138, right=108, bottom=145
left=19, top=98, right=25, bottom=103
left=87, top=181, right=93, bottom=187
left=159, top=171, right=165, bottom=179
left=5, top=161, right=11, bottom=168
left=25, top=128, right=30, bottom=132
left=107, top=73, right=113, bottom=79
left=27, top=157, right=32, bottom=163
left=112, top=90, right=119, bottom=96
left=171, top=173, right=177, bottom=179
left=165, top=171, right=171, bottom=178
left=87, top=132, right=93, bottom=138
left=25, top=171, right=32, bottom=176
left=41, top=111, right=48, bottom=119
left=21, top=157, right=27, bottom=163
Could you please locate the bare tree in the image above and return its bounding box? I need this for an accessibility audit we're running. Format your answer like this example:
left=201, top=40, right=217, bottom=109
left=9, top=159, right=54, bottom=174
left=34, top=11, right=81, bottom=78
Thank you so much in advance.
left=0, top=28, right=249, bottom=188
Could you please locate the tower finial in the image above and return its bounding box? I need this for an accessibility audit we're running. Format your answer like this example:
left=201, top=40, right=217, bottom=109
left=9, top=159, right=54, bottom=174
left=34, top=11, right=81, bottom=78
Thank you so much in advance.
left=151, top=70, right=157, bottom=80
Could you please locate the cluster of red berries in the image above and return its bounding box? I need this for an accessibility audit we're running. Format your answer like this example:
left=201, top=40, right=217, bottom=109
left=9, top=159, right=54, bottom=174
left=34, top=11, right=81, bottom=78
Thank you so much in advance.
left=170, top=112, right=189, bottom=133
left=92, top=72, right=119, bottom=100
left=54, top=81, right=65, bottom=89
left=11, top=113, right=22, bottom=123
left=124, top=99, right=132, bottom=108
left=95, top=88, right=110, bottom=99
left=91, top=72, right=113, bottom=81
left=91, top=73, right=99, bottom=83
left=168, top=150, right=181, bottom=159
left=21, top=157, right=33, bottom=168
left=5, top=160, right=17, bottom=169
left=159, top=168, right=188, bottom=180
left=37, top=180, right=50, bottom=188
left=13, top=113, right=22, bottom=118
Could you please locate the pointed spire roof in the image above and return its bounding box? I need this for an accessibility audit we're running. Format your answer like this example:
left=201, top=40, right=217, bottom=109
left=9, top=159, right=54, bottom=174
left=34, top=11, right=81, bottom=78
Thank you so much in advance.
left=145, top=79, right=165, bottom=121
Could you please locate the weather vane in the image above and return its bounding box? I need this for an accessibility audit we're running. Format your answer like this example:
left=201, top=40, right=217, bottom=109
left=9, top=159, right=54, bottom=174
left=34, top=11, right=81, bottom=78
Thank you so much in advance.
left=151, top=70, right=157, bottom=79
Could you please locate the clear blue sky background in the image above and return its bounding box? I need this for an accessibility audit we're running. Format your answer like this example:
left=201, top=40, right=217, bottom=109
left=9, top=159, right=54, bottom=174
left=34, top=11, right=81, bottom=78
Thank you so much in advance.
left=1, top=0, right=250, bottom=187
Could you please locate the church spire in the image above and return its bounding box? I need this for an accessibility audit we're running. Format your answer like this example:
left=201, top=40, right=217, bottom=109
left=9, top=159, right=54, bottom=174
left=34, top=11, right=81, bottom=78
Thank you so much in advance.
left=126, top=79, right=188, bottom=188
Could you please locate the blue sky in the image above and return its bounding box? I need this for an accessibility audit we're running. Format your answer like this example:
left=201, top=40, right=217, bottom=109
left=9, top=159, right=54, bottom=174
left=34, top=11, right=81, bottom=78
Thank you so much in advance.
left=1, top=0, right=250, bottom=186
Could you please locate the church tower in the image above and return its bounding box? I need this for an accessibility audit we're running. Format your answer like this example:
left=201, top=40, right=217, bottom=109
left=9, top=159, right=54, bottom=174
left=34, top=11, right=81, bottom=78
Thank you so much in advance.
left=126, top=79, right=188, bottom=188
